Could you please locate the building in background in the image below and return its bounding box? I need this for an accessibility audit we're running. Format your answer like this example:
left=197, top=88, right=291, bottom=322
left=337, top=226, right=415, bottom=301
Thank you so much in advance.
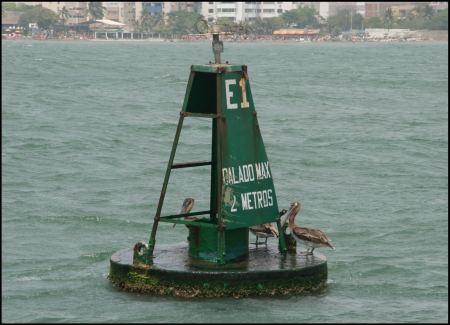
left=41, top=2, right=88, bottom=25
left=103, top=2, right=136, bottom=27
left=1, top=11, right=22, bottom=32
left=318, top=2, right=366, bottom=19
left=200, top=2, right=297, bottom=22
left=3, top=2, right=448, bottom=31
left=135, top=2, right=200, bottom=19
left=429, top=2, right=448, bottom=11
left=296, top=2, right=321, bottom=12
left=364, top=2, right=432, bottom=18
left=135, top=2, right=163, bottom=19
left=167, top=2, right=201, bottom=13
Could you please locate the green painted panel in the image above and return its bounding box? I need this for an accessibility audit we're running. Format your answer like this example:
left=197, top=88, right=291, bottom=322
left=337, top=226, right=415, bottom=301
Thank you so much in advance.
left=188, top=226, right=249, bottom=263
left=219, top=71, right=279, bottom=228
left=183, top=71, right=216, bottom=114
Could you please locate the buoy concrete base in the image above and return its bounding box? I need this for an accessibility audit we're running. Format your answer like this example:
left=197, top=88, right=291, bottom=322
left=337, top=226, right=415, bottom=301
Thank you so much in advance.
left=109, top=243, right=327, bottom=298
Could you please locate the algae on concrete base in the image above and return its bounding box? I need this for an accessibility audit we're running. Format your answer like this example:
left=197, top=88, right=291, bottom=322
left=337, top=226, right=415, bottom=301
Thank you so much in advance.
left=109, top=269, right=327, bottom=298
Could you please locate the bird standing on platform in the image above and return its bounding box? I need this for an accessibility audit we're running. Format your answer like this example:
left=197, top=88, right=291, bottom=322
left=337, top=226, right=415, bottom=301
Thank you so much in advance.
left=249, top=223, right=279, bottom=246
left=282, top=201, right=335, bottom=255
left=172, top=198, right=195, bottom=227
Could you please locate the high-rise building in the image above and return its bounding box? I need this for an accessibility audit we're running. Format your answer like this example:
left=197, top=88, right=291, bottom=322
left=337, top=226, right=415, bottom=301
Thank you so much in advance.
left=167, top=2, right=201, bottom=13
left=200, top=2, right=296, bottom=22
left=135, top=2, right=200, bottom=21
left=103, top=2, right=136, bottom=27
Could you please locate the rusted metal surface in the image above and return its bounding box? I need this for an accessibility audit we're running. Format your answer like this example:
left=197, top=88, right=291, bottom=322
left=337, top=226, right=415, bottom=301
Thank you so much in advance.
left=180, top=112, right=219, bottom=118
left=190, top=64, right=244, bottom=73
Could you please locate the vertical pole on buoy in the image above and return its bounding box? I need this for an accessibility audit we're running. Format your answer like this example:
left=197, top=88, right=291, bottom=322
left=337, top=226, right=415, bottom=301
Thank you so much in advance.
left=212, top=24, right=223, bottom=64
left=212, top=26, right=227, bottom=263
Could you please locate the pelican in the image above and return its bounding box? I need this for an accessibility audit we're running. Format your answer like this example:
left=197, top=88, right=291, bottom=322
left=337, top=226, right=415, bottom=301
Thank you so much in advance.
left=172, top=198, right=195, bottom=227
left=249, top=223, right=278, bottom=246
left=283, top=201, right=335, bottom=255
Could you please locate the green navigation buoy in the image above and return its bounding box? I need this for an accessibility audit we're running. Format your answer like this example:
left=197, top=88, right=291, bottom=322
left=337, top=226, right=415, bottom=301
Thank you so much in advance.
left=109, top=23, right=328, bottom=298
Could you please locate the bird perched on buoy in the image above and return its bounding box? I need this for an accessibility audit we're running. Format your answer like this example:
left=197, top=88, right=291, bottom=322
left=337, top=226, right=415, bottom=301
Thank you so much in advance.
left=249, top=223, right=278, bottom=246
left=282, top=201, right=335, bottom=255
left=172, top=198, right=195, bottom=227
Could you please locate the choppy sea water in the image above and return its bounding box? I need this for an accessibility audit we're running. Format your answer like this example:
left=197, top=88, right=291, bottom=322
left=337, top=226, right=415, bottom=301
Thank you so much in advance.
left=2, top=40, right=448, bottom=323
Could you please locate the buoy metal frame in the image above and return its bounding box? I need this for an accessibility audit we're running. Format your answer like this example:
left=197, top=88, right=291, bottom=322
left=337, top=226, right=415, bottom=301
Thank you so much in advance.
left=109, top=25, right=328, bottom=298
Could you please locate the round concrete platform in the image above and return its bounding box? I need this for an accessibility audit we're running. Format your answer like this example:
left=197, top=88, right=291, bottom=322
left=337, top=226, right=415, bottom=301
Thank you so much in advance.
left=109, top=243, right=328, bottom=298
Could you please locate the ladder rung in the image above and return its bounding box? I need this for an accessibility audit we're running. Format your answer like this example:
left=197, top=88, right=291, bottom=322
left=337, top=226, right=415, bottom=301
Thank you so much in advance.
left=172, top=160, right=212, bottom=169
left=181, top=112, right=219, bottom=118
left=160, top=210, right=212, bottom=220
left=160, top=218, right=217, bottom=228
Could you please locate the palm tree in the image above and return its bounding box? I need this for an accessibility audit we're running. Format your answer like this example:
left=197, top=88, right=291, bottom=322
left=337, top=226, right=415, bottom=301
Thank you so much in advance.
left=384, top=7, right=394, bottom=31
left=148, top=12, right=164, bottom=33
left=139, top=11, right=151, bottom=32
left=422, top=4, right=435, bottom=20
left=86, top=2, right=105, bottom=38
left=86, top=2, right=105, bottom=21
left=235, top=21, right=252, bottom=36
left=132, top=19, right=142, bottom=32
left=138, top=11, right=164, bottom=33
left=58, top=6, right=69, bottom=30
left=216, top=17, right=236, bottom=34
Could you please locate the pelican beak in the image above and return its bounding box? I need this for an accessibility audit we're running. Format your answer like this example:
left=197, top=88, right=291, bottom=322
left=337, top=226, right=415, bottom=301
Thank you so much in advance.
left=272, top=227, right=279, bottom=237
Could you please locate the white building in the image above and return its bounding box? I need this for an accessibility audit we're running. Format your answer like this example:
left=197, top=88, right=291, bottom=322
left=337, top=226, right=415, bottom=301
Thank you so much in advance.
left=41, top=2, right=88, bottom=25
left=103, top=2, right=136, bottom=27
left=319, top=2, right=366, bottom=19
left=135, top=2, right=199, bottom=20
left=200, top=2, right=297, bottom=22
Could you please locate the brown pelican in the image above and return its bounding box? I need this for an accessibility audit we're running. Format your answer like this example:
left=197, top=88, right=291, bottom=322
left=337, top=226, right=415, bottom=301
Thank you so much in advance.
left=172, top=198, right=195, bottom=227
left=283, top=201, right=335, bottom=255
left=249, top=223, right=278, bottom=246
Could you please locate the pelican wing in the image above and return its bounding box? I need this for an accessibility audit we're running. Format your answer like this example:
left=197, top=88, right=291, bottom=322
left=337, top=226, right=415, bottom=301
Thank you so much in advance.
left=181, top=198, right=195, bottom=214
left=173, top=198, right=195, bottom=228
left=249, top=224, right=266, bottom=232
left=250, top=223, right=279, bottom=237
left=293, top=226, right=334, bottom=249
left=264, top=223, right=279, bottom=237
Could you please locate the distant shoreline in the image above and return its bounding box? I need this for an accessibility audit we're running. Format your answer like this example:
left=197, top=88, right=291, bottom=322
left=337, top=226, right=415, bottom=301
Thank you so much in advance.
left=3, top=29, right=447, bottom=43
left=2, top=38, right=447, bottom=44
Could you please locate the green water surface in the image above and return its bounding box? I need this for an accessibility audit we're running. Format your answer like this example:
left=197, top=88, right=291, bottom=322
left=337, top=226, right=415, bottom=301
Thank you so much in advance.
left=2, top=40, right=448, bottom=323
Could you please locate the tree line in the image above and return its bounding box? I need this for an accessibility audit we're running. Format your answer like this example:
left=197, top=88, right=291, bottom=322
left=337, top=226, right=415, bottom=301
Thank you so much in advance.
left=3, top=2, right=106, bottom=33
left=131, top=5, right=448, bottom=35
left=2, top=3, right=448, bottom=36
